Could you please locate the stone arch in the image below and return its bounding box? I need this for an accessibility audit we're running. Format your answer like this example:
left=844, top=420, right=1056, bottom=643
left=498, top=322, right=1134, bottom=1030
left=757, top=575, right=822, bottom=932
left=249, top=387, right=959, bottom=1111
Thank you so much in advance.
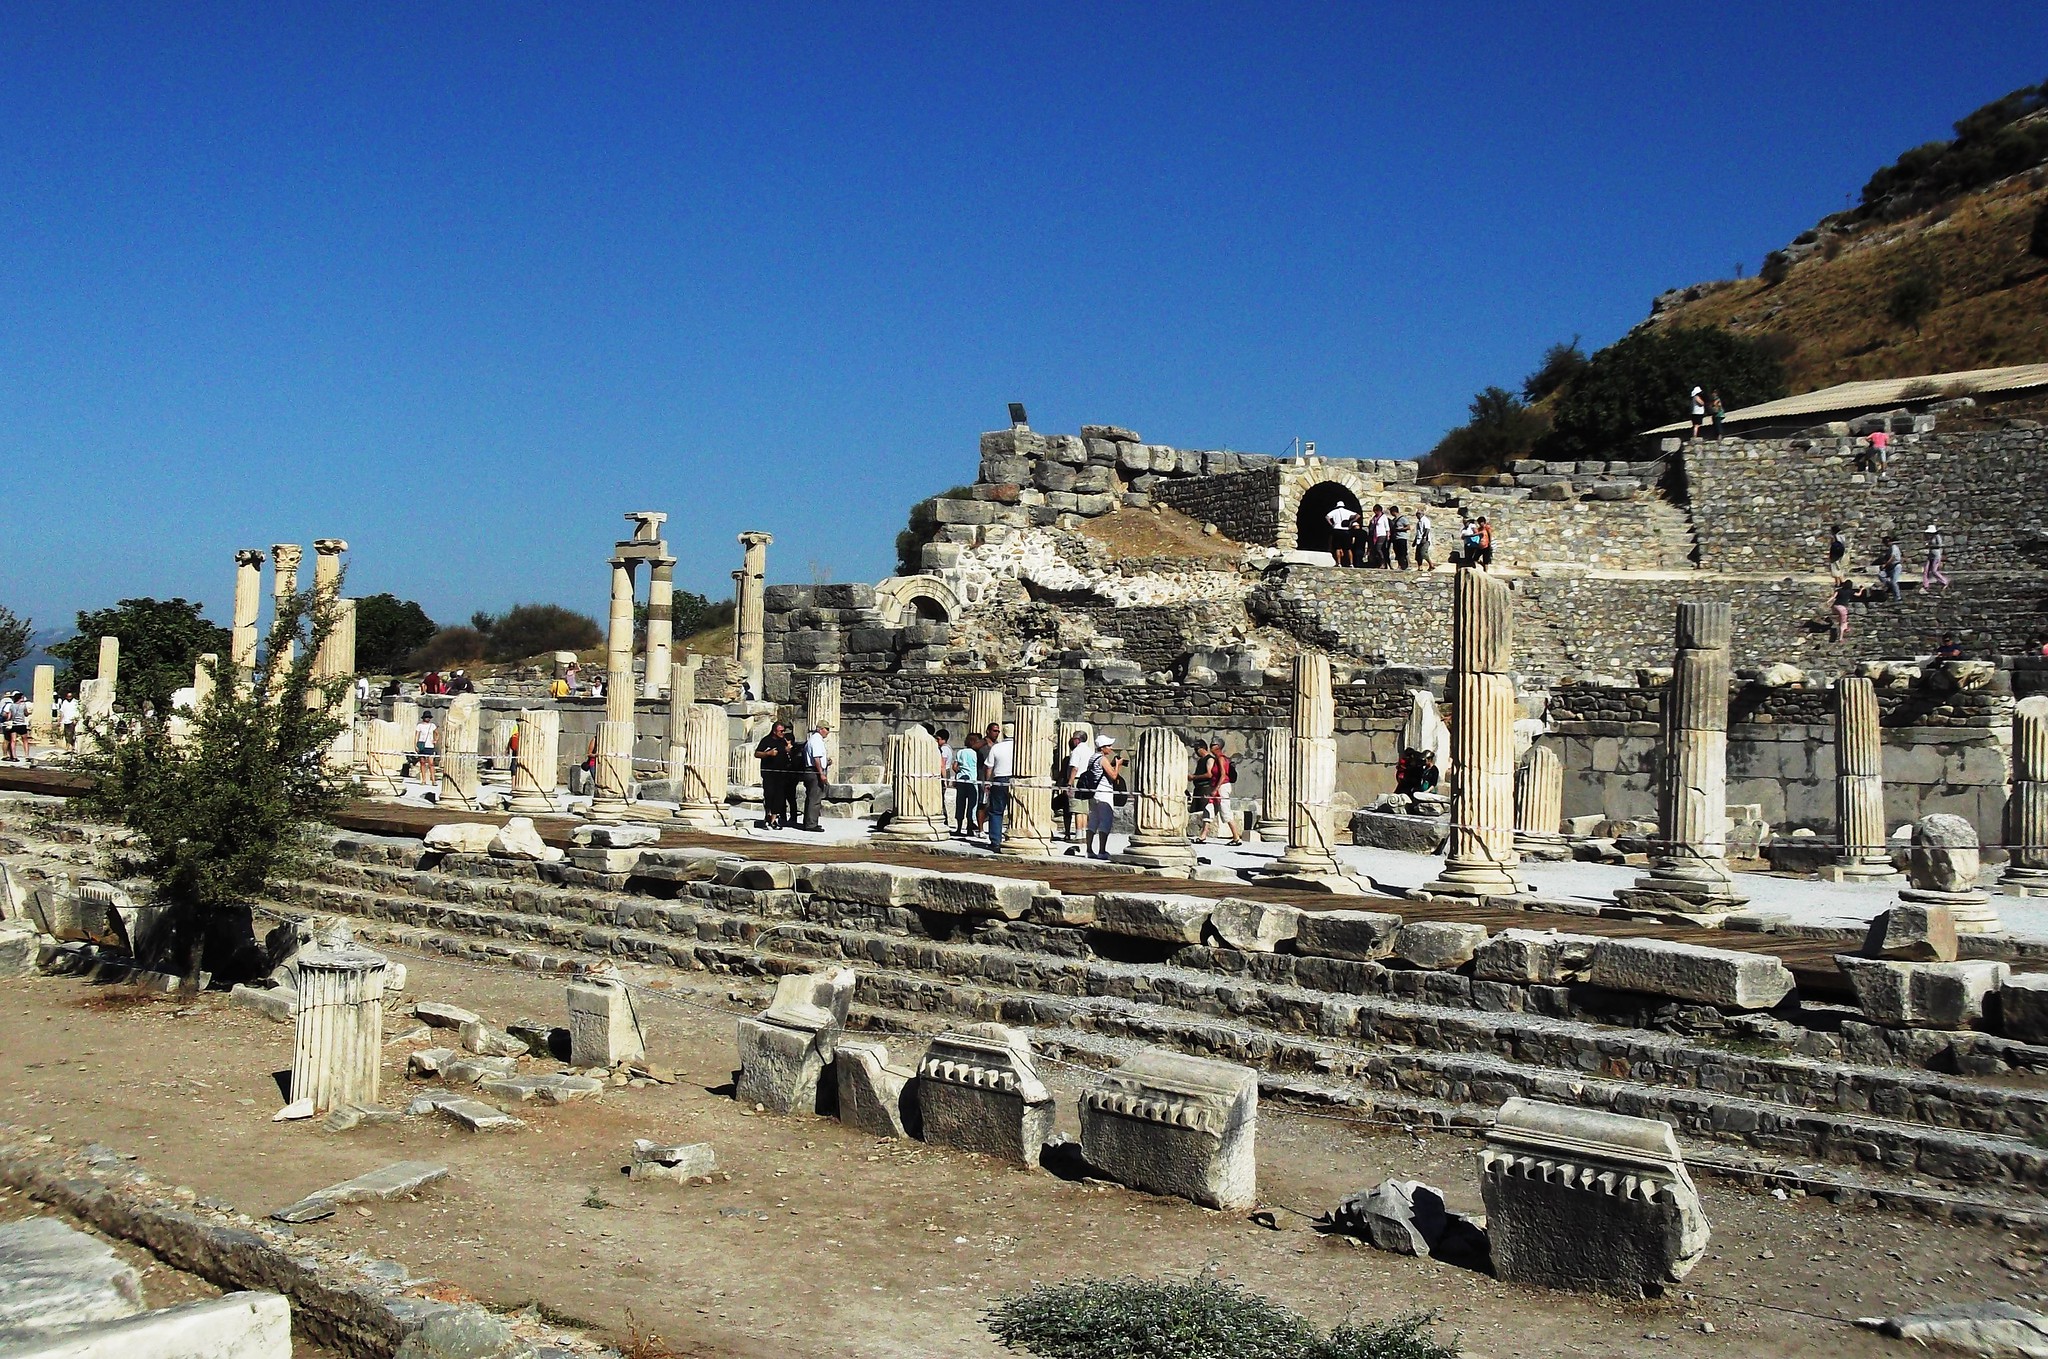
left=1290, top=479, right=1366, bottom=555
left=874, top=574, right=961, bottom=626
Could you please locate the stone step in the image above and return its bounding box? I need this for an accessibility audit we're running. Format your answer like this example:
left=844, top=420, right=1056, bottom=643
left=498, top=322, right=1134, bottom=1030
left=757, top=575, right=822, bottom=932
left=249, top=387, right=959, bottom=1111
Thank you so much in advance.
left=276, top=876, right=2048, bottom=1197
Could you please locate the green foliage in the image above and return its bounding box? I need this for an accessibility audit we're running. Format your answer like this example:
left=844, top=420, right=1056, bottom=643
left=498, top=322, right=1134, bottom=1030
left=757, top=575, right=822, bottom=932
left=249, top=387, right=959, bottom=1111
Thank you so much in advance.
left=1858, top=80, right=2048, bottom=215
left=1543, top=326, right=1788, bottom=458
left=0, top=605, right=31, bottom=682
left=410, top=626, right=487, bottom=671
left=74, top=587, right=350, bottom=979
left=50, top=598, right=230, bottom=712
left=1887, top=267, right=1941, bottom=331
left=1520, top=338, right=1587, bottom=403
left=2029, top=201, right=2048, bottom=260
left=1758, top=249, right=1792, bottom=287
left=1420, top=386, right=1551, bottom=477
left=985, top=1277, right=1455, bottom=1359
left=671, top=591, right=733, bottom=640
left=352, top=593, right=437, bottom=672
left=471, top=603, right=602, bottom=663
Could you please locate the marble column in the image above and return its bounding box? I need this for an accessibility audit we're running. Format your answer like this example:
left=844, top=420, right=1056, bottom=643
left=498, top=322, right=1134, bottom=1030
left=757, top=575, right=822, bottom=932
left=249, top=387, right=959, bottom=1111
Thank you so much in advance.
left=1260, top=652, right=1365, bottom=892
left=289, top=941, right=387, bottom=1112
left=590, top=555, right=639, bottom=822
left=1514, top=745, right=1565, bottom=857
left=1427, top=569, right=1525, bottom=897
left=311, top=538, right=346, bottom=602
left=439, top=694, right=482, bottom=808
left=380, top=699, right=420, bottom=795
left=968, top=687, right=1005, bottom=743
left=878, top=724, right=948, bottom=843
left=507, top=708, right=561, bottom=815
left=671, top=656, right=700, bottom=711
left=735, top=532, right=773, bottom=700
left=673, top=703, right=728, bottom=828
left=231, top=548, right=266, bottom=689
left=364, top=717, right=408, bottom=795
left=2005, top=695, right=2048, bottom=897
left=327, top=598, right=359, bottom=766
left=1828, top=677, right=1898, bottom=881
left=1254, top=725, right=1291, bottom=840
left=191, top=653, right=217, bottom=714
left=1120, top=725, right=1197, bottom=873
left=1625, top=602, right=1745, bottom=911
left=30, top=665, right=55, bottom=743
left=806, top=672, right=842, bottom=776
left=97, top=635, right=120, bottom=700
left=270, top=543, right=303, bottom=672
left=643, top=558, right=676, bottom=700
left=1001, top=696, right=1057, bottom=859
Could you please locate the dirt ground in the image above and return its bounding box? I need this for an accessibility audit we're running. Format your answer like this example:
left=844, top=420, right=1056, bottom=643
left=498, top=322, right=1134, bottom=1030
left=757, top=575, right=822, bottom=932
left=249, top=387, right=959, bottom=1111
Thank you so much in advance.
left=2, top=954, right=2042, bottom=1359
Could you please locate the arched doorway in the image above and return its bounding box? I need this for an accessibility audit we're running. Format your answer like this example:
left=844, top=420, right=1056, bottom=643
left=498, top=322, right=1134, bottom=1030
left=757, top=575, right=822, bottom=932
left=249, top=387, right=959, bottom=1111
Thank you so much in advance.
left=1295, top=482, right=1363, bottom=555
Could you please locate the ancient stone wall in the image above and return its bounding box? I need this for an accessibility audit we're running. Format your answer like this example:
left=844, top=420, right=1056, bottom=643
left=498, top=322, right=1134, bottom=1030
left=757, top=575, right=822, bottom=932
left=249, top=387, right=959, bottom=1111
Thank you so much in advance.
left=1150, top=466, right=1283, bottom=542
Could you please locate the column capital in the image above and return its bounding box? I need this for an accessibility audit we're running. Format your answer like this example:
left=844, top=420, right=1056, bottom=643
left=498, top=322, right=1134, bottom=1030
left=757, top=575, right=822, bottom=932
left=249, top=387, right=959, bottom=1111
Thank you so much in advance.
left=270, top=543, right=304, bottom=570
left=313, top=538, right=349, bottom=556
left=739, top=530, right=774, bottom=549
left=624, top=511, right=668, bottom=541
left=235, top=548, right=268, bottom=568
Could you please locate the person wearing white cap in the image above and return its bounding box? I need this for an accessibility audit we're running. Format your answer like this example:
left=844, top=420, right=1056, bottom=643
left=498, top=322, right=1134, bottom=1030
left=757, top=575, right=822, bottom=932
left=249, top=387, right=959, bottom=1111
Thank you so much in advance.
left=1922, top=525, right=1950, bottom=593
left=1080, top=733, right=1123, bottom=861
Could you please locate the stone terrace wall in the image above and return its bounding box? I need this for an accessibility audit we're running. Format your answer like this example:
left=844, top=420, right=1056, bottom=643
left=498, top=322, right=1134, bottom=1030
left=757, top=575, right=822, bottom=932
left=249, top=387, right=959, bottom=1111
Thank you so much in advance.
left=1150, top=466, right=1283, bottom=542
left=1685, top=426, right=2048, bottom=573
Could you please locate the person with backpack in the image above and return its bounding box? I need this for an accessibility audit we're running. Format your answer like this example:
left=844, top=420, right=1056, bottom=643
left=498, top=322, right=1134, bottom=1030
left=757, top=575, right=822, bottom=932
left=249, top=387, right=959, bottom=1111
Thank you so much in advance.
left=1057, top=729, right=1090, bottom=842
left=754, top=721, right=795, bottom=829
left=1077, top=733, right=1124, bottom=861
left=1414, top=509, right=1435, bottom=570
left=413, top=711, right=439, bottom=787
left=1827, top=524, right=1848, bottom=580
left=1200, top=738, right=1241, bottom=845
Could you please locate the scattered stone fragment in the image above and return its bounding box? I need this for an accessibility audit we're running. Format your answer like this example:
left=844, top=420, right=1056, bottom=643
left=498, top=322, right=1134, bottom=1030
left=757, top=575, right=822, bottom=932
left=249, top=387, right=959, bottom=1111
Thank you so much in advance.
left=0, top=1217, right=145, bottom=1340
left=1907, top=814, right=1985, bottom=894
left=230, top=983, right=296, bottom=1023
left=834, top=1039, right=919, bottom=1138
left=1293, top=910, right=1404, bottom=962
left=1090, top=892, right=1213, bottom=945
left=735, top=968, right=856, bottom=1115
left=392, top=1307, right=518, bottom=1359
left=271, top=1161, right=450, bottom=1223
left=2001, top=974, right=2048, bottom=1045
left=505, top=1020, right=570, bottom=1060
left=1207, top=899, right=1302, bottom=953
left=571, top=823, right=662, bottom=848
left=271, top=1099, right=315, bottom=1122
left=566, top=973, right=645, bottom=1068
left=1862, top=901, right=1959, bottom=962
left=477, top=1074, right=605, bottom=1105
left=414, top=1001, right=481, bottom=1030
left=916, top=1023, right=1055, bottom=1168
left=426, top=1097, right=523, bottom=1132
left=1837, top=957, right=2007, bottom=1029
left=628, top=1140, right=718, bottom=1182
left=1078, top=1049, right=1258, bottom=1210
left=458, top=1019, right=530, bottom=1058
left=1585, top=938, right=1794, bottom=1010
left=487, top=816, right=561, bottom=862
left=4, top=1291, right=292, bottom=1359
left=439, top=1056, right=520, bottom=1086
left=322, top=1103, right=403, bottom=1134
left=1322, top=1179, right=1487, bottom=1267
left=1857, top=1300, right=2048, bottom=1356
left=407, top=1048, right=459, bottom=1077
left=421, top=823, right=499, bottom=854
left=1391, top=921, right=1489, bottom=970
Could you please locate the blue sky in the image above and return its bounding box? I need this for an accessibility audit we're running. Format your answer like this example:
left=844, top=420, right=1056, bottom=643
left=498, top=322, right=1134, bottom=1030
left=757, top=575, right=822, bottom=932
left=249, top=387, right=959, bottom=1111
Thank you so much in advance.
left=3, top=4, right=2043, bottom=641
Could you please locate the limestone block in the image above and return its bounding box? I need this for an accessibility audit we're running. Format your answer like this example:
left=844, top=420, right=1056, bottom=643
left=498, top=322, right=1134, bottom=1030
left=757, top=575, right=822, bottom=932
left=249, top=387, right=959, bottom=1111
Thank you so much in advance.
left=1997, top=974, right=2048, bottom=1044
left=1350, top=809, right=1450, bottom=853
left=0, top=1291, right=292, bottom=1359
left=458, top=1019, right=530, bottom=1057
left=1907, top=814, right=1982, bottom=893
left=805, top=862, right=927, bottom=906
left=913, top=872, right=1044, bottom=920
left=1293, top=910, right=1404, bottom=962
left=1325, top=1179, right=1487, bottom=1265
left=1208, top=899, right=1302, bottom=953
left=1586, top=938, right=1793, bottom=1010
left=1479, top=1098, right=1709, bottom=1298
left=1837, top=957, right=2007, bottom=1029
left=405, top=1048, right=459, bottom=1077
left=713, top=859, right=795, bottom=890
left=567, top=847, right=645, bottom=873
left=414, top=1001, right=481, bottom=1030
left=270, top=1161, right=449, bottom=1223
left=916, top=1024, right=1056, bottom=1167
left=572, top=823, right=662, bottom=848
left=1078, top=1050, right=1258, bottom=1210
left=834, top=1039, right=920, bottom=1138
left=423, top=1096, right=523, bottom=1131
left=437, top=1055, right=519, bottom=1086
left=1471, top=929, right=1600, bottom=984
left=629, top=1140, right=718, bottom=1181
left=1091, top=892, right=1212, bottom=945
left=478, top=1074, right=606, bottom=1105
left=422, top=823, right=499, bottom=854
left=1864, top=1302, right=2048, bottom=1356
left=487, top=817, right=560, bottom=862
left=566, top=976, right=645, bottom=1067
left=1861, top=903, right=1958, bottom=962
left=0, top=1217, right=144, bottom=1339
left=736, top=1018, right=829, bottom=1115
left=1392, top=921, right=1489, bottom=970
left=230, top=983, right=295, bottom=1023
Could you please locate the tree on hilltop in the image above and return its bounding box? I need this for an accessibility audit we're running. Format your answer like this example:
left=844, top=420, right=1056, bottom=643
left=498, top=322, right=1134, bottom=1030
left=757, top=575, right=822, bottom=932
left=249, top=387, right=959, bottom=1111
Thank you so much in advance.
left=1543, top=327, right=1787, bottom=458
left=353, top=593, right=437, bottom=672
left=49, top=598, right=230, bottom=712
left=1420, top=387, right=1551, bottom=477
left=0, top=605, right=30, bottom=683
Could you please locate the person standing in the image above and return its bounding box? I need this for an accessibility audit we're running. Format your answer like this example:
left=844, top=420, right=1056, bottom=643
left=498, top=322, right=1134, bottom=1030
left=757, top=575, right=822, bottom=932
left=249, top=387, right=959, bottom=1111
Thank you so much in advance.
left=1709, top=390, right=1726, bottom=440
left=1880, top=537, right=1904, bottom=602
left=1832, top=577, right=1857, bottom=642
left=1364, top=504, right=1386, bottom=568
left=58, top=692, right=79, bottom=753
left=1189, top=739, right=1217, bottom=835
left=754, top=721, right=795, bottom=829
left=1865, top=427, right=1891, bottom=478
left=1922, top=525, right=1950, bottom=592
left=1391, top=508, right=1413, bottom=569
left=1081, top=734, right=1123, bottom=861
left=1414, top=508, right=1434, bottom=570
left=983, top=723, right=1015, bottom=852
left=1203, top=738, right=1242, bottom=845
left=1476, top=516, right=1495, bottom=570
left=1325, top=501, right=1357, bottom=566
left=1689, top=385, right=1705, bottom=441
left=413, top=711, right=439, bottom=786
left=1059, top=729, right=1090, bottom=842
left=1828, top=524, right=1849, bottom=580
left=776, top=722, right=808, bottom=826
left=952, top=731, right=982, bottom=835
left=800, top=721, right=832, bottom=831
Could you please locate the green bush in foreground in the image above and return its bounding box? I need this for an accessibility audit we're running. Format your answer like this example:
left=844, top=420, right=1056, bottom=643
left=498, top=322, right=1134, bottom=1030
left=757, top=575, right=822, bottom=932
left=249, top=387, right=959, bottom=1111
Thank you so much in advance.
left=986, top=1276, right=1457, bottom=1359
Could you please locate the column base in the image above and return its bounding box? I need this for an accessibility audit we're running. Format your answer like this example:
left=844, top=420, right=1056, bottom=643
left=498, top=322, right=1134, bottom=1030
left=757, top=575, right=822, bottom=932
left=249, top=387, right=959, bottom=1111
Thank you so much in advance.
left=1611, top=889, right=1737, bottom=925
left=1629, top=859, right=1748, bottom=908
left=1513, top=832, right=1571, bottom=862
left=1424, top=861, right=1527, bottom=898
left=877, top=817, right=948, bottom=845
left=1000, top=838, right=1056, bottom=861
left=671, top=804, right=727, bottom=830
left=1253, top=820, right=1289, bottom=842
left=1256, top=850, right=1368, bottom=894
left=1817, top=860, right=1899, bottom=882
left=586, top=796, right=632, bottom=823
left=1118, top=840, right=1198, bottom=875
left=1900, top=886, right=2001, bottom=933
left=2001, top=868, right=2048, bottom=898
left=506, top=793, right=558, bottom=817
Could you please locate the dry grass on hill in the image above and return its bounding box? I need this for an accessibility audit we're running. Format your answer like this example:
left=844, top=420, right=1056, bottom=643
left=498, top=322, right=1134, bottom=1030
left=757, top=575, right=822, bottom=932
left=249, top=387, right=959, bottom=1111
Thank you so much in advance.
left=1076, top=505, right=1247, bottom=561
left=1650, top=174, right=2048, bottom=391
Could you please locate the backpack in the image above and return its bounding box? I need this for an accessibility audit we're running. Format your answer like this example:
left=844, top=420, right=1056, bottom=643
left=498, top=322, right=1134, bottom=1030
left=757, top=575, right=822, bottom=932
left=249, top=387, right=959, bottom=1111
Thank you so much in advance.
left=1076, top=755, right=1103, bottom=794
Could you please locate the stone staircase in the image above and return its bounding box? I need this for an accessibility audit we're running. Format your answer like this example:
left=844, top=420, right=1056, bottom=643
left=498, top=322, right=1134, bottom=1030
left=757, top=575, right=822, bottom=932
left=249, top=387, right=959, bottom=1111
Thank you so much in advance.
left=272, top=838, right=2048, bottom=1229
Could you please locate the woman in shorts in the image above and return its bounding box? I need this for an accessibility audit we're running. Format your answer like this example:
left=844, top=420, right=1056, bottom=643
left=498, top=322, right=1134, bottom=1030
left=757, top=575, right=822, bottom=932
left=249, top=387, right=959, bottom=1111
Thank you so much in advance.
left=413, top=713, right=439, bottom=786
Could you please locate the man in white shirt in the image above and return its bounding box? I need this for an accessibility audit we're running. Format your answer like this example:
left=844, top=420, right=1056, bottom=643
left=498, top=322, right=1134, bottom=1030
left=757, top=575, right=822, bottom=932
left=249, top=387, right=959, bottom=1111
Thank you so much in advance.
left=1059, top=730, right=1091, bottom=841
left=801, top=722, right=832, bottom=831
left=1325, top=503, right=1357, bottom=567
left=983, top=724, right=1015, bottom=852
left=59, top=693, right=81, bottom=752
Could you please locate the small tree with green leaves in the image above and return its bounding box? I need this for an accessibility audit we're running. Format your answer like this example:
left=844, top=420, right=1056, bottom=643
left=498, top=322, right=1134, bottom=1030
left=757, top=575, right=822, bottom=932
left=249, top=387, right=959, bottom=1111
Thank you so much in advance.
left=1887, top=268, right=1941, bottom=331
left=0, top=605, right=31, bottom=684
left=50, top=598, right=229, bottom=713
left=2029, top=201, right=2048, bottom=261
left=74, top=585, right=352, bottom=982
left=353, top=593, right=437, bottom=671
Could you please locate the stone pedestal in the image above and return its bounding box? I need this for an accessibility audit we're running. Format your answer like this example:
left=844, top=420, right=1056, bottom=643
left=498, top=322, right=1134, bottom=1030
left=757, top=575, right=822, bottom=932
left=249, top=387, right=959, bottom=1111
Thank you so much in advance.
left=1001, top=699, right=1056, bottom=859
left=1260, top=652, right=1367, bottom=892
left=1903, top=813, right=2000, bottom=932
left=1513, top=744, right=1565, bottom=858
left=1428, top=570, right=1524, bottom=897
left=806, top=672, right=842, bottom=776
left=1078, top=1050, right=1258, bottom=1210
left=673, top=704, right=728, bottom=828
left=590, top=555, right=639, bottom=822
left=1622, top=603, right=1745, bottom=914
left=644, top=559, right=675, bottom=700
left=231, top=548, right=266, bottom=689
left=735, top=532, right=772, bottom=700
left=590, top=720, right=636, bottom=819
left=438, top=694, right=482, bottom=808
left=1254, top=725, right=1290, bottom=841
left=1119, top=726, right=1196, bottom=874
left=290, top=942, right=388, bottom=1112
left=916, top=1024, right=1056, bottom=1167
left=566, top=973, right=644, bottom=1068
left=878, top=725, right=948, bottom=843
left=29, top=665, right=55, bottom=743
left=2006, top=696, right=2048, bottom=897
left=508, top=709, right=561, bottom=815
left=1827, top=677, right=1899, bottom=882
left=734, top=968, right=854, bottom=1115
left=96, top=636, right=120, bottom=704
left=968, top=687, right=1004, bottom=742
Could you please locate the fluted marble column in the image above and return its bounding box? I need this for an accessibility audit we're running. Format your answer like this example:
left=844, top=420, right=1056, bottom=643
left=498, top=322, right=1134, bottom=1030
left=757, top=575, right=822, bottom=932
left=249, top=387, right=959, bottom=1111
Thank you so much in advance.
left=1427, top=569, right=1525, bottom=897
left=1259, top=651, right=1365, bottom=891
left=439, top=694, right=482, bottom=808
left=1513, top=744, right=1565, bottom=857
left=806, top=672, right=842, bottom=776
left=1626, top=602, right=1745, bottom=910
left=879, top=724, right=948, bottom=843
left=2006, top=695, right=2048, bottom=896
left=385, top=700, right=419, bottom=793
left=735, top=532, right=772, bottom=700
left=1828, top=677, right=1898, bottom=881
left=643, top=558, right=676, bottom=699
left=590, top=555, right=639, bottom=822
left=673, top=703, right=728, bottom=828
left=967, top=686, right=1004, bottom=742
left=1002, top=698, right=1057, bottom=858
left=191, top=653, right=217, bottom=713
left=232, top=548, right=266, bottom=690
left=1254, top=725, right=1290, bottom=840
left=290, top=941, right=387, bottom=1112
left=507, top=708, right=561, bottom=814
left=1120, top=726, right=1197, bottom=873
left=365, top=718, right=408, bottom=795
left=270, top=543, right=303, bottom=672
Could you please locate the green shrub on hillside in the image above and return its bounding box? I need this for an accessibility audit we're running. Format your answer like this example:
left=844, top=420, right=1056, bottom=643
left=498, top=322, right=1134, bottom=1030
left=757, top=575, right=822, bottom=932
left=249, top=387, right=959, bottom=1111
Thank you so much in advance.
left=1887, top=268, right=1942, bottom=332
left=985, top=1277, right=1456, bottom=1359
left=1858, top=80, right=2048, bottom=216
left=1543, top=326, right=1787, bottom=458
left=1420, top=386, right=1551, bottom=477
left=50, top=598, right=231, bottom=712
